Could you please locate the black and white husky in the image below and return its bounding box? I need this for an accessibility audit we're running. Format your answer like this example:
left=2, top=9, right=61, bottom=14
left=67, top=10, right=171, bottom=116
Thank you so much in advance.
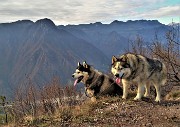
left=72, top=61, right=123, bottom=101
left=111, top=53, right=167, bottom=102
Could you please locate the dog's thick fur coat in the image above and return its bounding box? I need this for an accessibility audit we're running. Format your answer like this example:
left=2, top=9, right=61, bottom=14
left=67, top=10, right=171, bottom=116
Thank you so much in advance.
left=111, top=53, right=167, bottom=102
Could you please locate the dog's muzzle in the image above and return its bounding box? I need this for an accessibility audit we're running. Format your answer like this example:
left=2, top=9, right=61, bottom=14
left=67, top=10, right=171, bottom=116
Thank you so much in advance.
left=114, top=72, right=124, bottom=84
left=115, top=72, right=124, bottom=79
left=119, top=72, right=124, bottom=79
left=72, top=75, right=83, bottom=86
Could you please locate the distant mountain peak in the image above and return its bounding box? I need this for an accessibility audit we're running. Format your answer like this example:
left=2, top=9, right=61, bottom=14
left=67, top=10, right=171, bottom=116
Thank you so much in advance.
left=93, top=22, right=102, bottom=25
left=35, top=18, right=56, bottom=27
left=110, top=20, right=124, bottom=24
left=88, top=22, right=103, bottom=27
left=1, top=20, right=34, bottom=26
left=15, top=20, right=34, bottom=24
left=110, top=19, right=162, bottom=25
left=126, top=19, right=162, bottom=25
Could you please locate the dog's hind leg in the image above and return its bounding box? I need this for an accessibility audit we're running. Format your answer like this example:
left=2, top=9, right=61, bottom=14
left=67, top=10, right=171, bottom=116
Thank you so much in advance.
left=144, top=82, right=150, bottom=97
left=134, top=83, right=144, bottom=101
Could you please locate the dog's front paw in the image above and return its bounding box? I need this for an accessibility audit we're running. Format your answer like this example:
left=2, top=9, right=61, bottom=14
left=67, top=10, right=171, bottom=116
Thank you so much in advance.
left=86, top=88, right=94, bottom=97
left=133, top=96, right=141, bottom=101
left=91, top=97, right=96, bottom=102
left=122, top=95, right=127, bottom=100
left=155, top=97, right=161, bottom=102
left=144, top=93, right=150, bottom=98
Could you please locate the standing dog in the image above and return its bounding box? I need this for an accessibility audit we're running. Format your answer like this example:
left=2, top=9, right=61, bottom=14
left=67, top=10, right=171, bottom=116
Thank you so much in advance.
left=72, top=61, right=123, bottom=101
left=111, top=53, right=167, bottom=102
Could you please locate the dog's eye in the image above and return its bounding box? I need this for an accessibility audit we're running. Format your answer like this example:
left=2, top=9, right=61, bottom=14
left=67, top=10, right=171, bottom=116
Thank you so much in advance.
left=119, top=67, right=123, bottom=70
left=77, top=72, right=80, bottom=74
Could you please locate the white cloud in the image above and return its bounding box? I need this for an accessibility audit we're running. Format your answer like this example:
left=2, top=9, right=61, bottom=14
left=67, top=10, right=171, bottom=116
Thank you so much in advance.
left=0, top=0, right=179, bottom=25
left=128, top=5, right=180, bottom=23
left=146, top=6, right=180, bottom=17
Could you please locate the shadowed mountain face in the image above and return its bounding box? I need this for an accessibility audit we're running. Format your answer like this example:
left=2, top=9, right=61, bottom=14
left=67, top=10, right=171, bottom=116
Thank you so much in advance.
left=0, top=18, right=109, bottom=96
left=0, top=18, right=170, bottom=96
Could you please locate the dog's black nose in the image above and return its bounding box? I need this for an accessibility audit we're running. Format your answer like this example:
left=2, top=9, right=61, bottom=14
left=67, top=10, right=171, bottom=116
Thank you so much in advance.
left=115, top=74, right=119, bottom=77
left=72, top=74, right=74, bottom=78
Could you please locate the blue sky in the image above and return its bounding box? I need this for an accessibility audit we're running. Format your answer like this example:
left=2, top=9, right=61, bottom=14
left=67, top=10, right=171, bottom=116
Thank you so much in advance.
left=0, top=0, right=179, bottom=25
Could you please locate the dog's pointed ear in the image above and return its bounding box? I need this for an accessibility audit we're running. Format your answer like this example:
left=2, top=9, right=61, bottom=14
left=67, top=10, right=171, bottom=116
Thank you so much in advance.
left=112, top=56, right=118, bottom=64
left=120, top=55, right=127, bottom=62
left=83, top=61, right=89, bottom=68
left=78, top=62, right=81, bottom=66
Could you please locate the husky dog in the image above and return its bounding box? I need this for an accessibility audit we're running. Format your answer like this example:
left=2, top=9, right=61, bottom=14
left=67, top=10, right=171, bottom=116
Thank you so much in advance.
left=111, top=53, right=167, bottom=102
left=72, top=61, right=123, bottom=101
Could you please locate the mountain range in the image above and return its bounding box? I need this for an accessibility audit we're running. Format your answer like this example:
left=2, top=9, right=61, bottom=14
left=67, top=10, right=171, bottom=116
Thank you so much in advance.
left=0, top=18, right=172, bottom=97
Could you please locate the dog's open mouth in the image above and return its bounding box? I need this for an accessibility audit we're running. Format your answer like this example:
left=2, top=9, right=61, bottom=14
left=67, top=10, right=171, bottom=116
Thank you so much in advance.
left=115, top=72, right=124, bottom=84
left=115, top=77, right=121, bottom=84
left=73, top=76, right=84, bottom=86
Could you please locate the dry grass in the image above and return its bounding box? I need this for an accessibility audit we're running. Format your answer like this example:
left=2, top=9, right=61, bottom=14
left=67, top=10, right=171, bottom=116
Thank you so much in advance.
left=1, top=92, right=180, bottom=127
left=2, top=75, right=180, bottom=127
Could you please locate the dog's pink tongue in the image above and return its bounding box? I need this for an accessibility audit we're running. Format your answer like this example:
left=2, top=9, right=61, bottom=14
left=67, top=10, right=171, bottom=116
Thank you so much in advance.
left=74, top=79, right=78, bottom=86
left=115, top=78, right=121, bottom=84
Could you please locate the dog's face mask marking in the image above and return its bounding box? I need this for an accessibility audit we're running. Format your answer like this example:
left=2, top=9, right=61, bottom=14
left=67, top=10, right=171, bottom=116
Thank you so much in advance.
left=111, top=55, right=131, bottom=83
left=72, top=62, right=89, bottom=86
left=111, top=62, right=121, bottom=76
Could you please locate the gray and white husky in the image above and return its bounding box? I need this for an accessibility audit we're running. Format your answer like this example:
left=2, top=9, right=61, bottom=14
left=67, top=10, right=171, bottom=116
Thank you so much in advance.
left=111, top=53, right=167, bottom=102
left=72, top=61, right=123, bottom=101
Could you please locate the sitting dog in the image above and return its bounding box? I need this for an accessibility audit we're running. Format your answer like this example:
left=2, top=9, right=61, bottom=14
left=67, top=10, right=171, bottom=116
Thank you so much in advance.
left=72, top=61, right=123, bottom=102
